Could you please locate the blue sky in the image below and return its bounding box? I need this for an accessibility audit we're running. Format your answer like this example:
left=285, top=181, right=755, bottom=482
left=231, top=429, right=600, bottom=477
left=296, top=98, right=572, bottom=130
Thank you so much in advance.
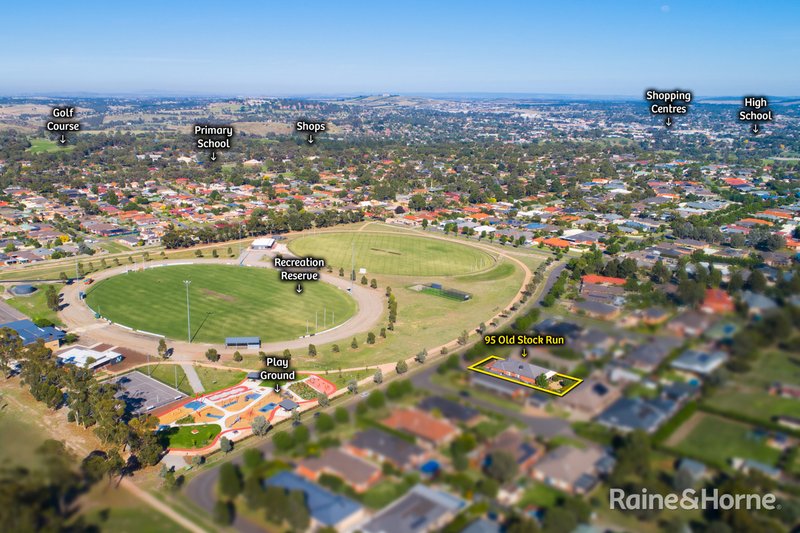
left=2, top=0, right=798, bottom=96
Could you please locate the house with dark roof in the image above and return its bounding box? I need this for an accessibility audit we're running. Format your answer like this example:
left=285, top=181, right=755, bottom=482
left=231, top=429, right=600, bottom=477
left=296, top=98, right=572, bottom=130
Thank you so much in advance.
left=264, top=471, right=366, bottom=530
left=417, top=396, right=482, bottom=425
left=480, top=427, right=543, bottom=474
left=361, top=484, right=464, bottom=533
left=623, top=336, right=682, bottom=372
left=596, top=397, right=675, bottom=434
left=345, top=428, right=428, bottom=469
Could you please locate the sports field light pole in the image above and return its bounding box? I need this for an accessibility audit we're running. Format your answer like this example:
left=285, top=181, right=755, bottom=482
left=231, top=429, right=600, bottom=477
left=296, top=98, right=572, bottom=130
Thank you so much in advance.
left=184, top=280, right=192, bottom=343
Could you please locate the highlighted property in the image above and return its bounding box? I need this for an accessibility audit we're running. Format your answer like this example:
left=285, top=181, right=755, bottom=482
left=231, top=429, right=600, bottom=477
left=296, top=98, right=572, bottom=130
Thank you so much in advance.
left=467, top=355, right=583, bottom=397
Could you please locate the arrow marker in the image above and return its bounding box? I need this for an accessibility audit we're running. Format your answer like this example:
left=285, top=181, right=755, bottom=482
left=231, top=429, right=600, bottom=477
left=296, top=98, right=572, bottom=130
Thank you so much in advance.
left=296, top=283, right=303, bottom=294
left=59, top=134, right=66, bottom=144
left=274, top=384, right=281, bottom=393
left=307, top=134, right=314, bottom=144
left=210, top=151, right=217, bottom=161
left=664, top=117, right=672, bottom=128
left=752, top=124, right=760, bottom=134
left=521, top=347, right=528, bottom=358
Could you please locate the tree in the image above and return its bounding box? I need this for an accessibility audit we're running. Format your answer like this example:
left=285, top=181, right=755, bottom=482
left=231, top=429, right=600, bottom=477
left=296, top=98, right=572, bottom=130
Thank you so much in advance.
left=317, top=392, right=329, bottom=407
left=535, top=373, right=548, bottom=388
left=157, top=338, right=168, bottom=359
left=415, top=348, right=427, bottom=364
left=205, top=348, right=220, bottom=362
left=747, top=270, right=767, bottom=293
left=373, top=368, right=383, bottom=384
left=677, top=279, right=704, bottom=307
left=286, top=489, right=310, bottom=531
left=360, top=275, right=368, bottom=285
left=542, top=507, right=577, bottom=533
left=233, top=350, right=243, bottom=362
left=213, top=499, right=234, bottom=525
left=366, top=390, right=386, bottom=410
left=366, top=332, right=376, bottom=344
left=273, top=431, right=294, bottom=452
left=728, top=270, right=744, bottom=293
left=316, top=412, right=335, bottom=432
left=308, top=344, right=317, bottom=357
left=0, top=327, right=22, bottom=377
left=370, top=278, right=377, bottom=288
left=219, top=436, right=233, bottom=453
left=651, top=259, right=671, bottom=284
left=334, top=406, right=349, bottom=424
left=347, top=380, right=358, bottom=394
left=396, top=359, right=408, bottom=374
left=251, top=415, right=270, bottom=436
left=218, top=462, right=242, bottom=500
left=282, top=348, right=292, bottom=359
left=380, top=327, right=386, bottom=338
left=293, top=424, right=310, bottom=445
left=351, top=337, right=358, bottom=349
left=45, top=285, right=59, bottom=312
left=485, top=450, right=518, bottom=483
left=421, top=218, right=429, bottom=229
left=339, top=267, right=344, bottom=277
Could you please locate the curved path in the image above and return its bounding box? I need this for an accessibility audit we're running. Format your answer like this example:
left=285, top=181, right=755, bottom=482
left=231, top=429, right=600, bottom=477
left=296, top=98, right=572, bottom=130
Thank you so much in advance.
left=58, top=254, right=384, bottom=362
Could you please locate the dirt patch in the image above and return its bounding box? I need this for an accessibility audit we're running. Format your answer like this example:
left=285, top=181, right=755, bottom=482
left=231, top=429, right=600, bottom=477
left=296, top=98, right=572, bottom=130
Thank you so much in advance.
left=199, top=288, right=237, bottom=303
left=0, top=380, right=101, bottom=457
left=369, top=247, right=402, bottom=256
left=665, top=411, right=707, bottom=447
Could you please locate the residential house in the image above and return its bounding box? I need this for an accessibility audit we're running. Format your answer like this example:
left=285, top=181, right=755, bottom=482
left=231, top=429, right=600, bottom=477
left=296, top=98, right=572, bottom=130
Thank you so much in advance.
left=345, top=428, right=428, bottom=470
left=532, top=445, right=615, bottom=495
left=295, top=448, right=381, bottom=493
left=360, top=484, right=465, bottom=533
left=264, top=471, right=366, bottom=531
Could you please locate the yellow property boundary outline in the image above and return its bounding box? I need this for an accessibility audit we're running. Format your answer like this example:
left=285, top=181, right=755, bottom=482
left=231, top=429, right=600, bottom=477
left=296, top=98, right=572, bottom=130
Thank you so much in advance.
left=467, top=355, right=583, bottom=397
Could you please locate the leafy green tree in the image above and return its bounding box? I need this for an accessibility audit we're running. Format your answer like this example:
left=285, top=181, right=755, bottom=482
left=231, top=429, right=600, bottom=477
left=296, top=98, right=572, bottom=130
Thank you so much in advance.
left=334, top=406, right=349, bottom=424
left=396, top=360, right=408, bottom=374
left=213, top=500, right=234, bottom=525
left=251, top=415, right=270, bottom=436
left=218, top=462, right=242, bottom=500
left=316, top=413, right=335, bottom=432
left=286, top=489, right=310, bottom=531
left=366, top=390, right=386, bottom=410
left=485, top=450, right=518, bottom=483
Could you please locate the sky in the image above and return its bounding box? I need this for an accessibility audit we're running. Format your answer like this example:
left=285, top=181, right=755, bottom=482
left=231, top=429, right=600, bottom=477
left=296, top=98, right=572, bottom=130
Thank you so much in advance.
left=2, top=0, right=799, bottom=97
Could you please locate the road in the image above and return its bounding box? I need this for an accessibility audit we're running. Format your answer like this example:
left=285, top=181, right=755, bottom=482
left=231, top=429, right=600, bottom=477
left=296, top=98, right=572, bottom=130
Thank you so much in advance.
left=182, top=363, right=205, bottom=393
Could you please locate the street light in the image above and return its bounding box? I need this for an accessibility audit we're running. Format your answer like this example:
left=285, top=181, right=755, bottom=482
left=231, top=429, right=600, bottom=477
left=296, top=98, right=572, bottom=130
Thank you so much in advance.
left=184, top=280, right=192, bottom=343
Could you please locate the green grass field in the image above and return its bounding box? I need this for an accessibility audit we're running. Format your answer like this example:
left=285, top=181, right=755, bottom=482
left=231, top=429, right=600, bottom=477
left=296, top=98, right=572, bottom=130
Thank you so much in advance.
left=84, top=264, right=355, bottom=343
left=162, top=424, right=221, bottom=449
left=6, top=283, right=64, bottom=325
left=288, top=232, right=495, bottom=276
left=672, top=414, right=781, bottom=468
left=26, top=138, right=74, bottom=154
left=704, top=351, right=800, bottom=424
